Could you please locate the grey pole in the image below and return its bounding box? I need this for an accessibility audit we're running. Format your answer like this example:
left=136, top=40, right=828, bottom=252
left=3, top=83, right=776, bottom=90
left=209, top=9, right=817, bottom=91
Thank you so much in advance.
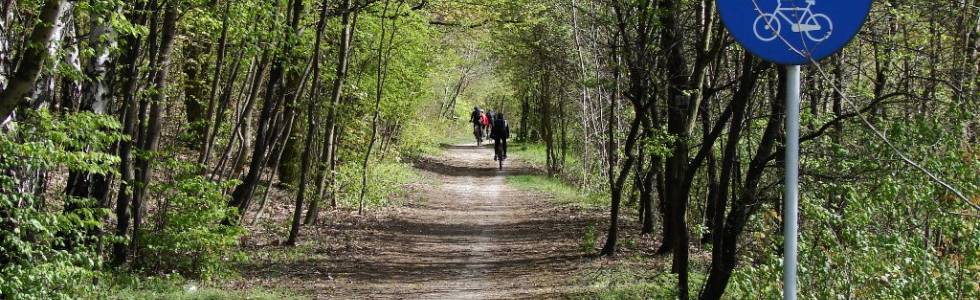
left=783, top=65, right=801, bottom=300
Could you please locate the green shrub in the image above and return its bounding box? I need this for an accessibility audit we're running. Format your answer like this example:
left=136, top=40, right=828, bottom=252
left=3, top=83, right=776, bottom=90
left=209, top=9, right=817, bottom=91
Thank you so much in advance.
left=139, top=159, right=244, bottom=280
left=507, top=175, right=606, bottom=209
left=581, top=223, right=598, bottom=252
left=572, top=260, right=679, bottom=299
left=726, top=118, right=980, bottom=299
left=399, top=117, right=465, bottom=156
left=334, top=161, right=420, bottom=209
left=0, top=110, right=122, bottom=299
left=99, top=273, right=305, bottom=300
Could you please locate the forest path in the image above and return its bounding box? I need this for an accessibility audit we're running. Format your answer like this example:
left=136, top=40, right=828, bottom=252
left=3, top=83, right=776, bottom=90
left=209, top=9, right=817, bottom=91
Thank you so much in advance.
left=235, top=144, right=593, bottom=299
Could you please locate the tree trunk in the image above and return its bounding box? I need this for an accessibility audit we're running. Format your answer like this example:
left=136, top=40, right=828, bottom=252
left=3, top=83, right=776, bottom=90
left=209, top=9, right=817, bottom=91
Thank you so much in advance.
left=700, top=60, right=776, bottom=300
left=131, top=1, right=178, bottom=266
left=111, top=0, right=149, bottom=267
left=199, top=0, right=232, bottom=164
left=0, top=0, right=14, bottom=89
left=228, top=0, right=302, bottom=217
left=287, top=0, right=328, bottom=246
left=600, top=117, right=641, bottom=256
left=358, top=0, right=402, bottom=214
left=214, top=51, right=268, bottom=179
left=63, top=6, right=115, bottom=250
left=0, top=0, right=68, bottom=121
left=307, top=0, right=354, bottom=225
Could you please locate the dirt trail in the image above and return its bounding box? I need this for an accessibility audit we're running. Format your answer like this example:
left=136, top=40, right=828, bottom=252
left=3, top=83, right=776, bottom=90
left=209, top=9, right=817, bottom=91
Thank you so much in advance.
left=235, top=144, right=594, bottom=299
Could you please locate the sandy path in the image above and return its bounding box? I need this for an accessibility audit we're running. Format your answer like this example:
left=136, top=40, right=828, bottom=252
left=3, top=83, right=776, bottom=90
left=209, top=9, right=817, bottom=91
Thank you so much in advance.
left=235, top=144, right=592, bottom=299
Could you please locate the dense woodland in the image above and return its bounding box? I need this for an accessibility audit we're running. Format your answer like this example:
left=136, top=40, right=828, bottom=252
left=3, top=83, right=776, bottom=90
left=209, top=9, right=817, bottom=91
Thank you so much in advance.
left=0, top=0, right=977, bottom=298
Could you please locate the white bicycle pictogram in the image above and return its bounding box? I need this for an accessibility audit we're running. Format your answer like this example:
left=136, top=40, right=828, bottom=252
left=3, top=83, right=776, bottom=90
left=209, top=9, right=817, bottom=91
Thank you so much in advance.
left=753, top=0, right=833, bottom=42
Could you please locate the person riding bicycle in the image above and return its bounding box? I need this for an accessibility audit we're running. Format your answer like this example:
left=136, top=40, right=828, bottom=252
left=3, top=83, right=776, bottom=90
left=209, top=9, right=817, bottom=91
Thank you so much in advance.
left=479, top=110, right=490, bottom=136
left=471, top=106, right=482, bottom=128
left=471, top=107, right=484, bottom=140
left=490, top=113, right=509, bottom=161
left=485, top=110, right=496, bottom=138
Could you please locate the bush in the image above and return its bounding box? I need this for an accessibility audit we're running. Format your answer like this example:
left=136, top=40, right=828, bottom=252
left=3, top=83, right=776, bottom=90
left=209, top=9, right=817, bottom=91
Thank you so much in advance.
left=399, top=116, right=466, bottom=157
left=507, top=175, right=607, bottom=209
left=572, top=259, right=680, bottom=299
left=333, top=161, right=419, bottom=209
left=98, top=273, right=304, bottom=300
left=0, top=110, right=122, bottom=299
left=139, top=159, right=244, bottom=280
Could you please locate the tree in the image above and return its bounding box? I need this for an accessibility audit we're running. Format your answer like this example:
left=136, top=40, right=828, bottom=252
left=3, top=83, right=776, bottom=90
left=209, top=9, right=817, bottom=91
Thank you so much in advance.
left=0, top=0, right=69, bottom=121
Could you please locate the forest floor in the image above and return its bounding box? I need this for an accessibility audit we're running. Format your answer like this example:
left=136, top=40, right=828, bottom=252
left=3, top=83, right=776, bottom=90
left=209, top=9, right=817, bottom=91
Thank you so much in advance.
left=223, top=144, right=625, bottom=299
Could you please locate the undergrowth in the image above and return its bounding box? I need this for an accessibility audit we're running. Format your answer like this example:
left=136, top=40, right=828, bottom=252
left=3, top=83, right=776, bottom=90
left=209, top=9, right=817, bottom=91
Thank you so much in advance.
left=98, top=274, right=303, bottom=300
left=569, top=256, right=687, bottom=299
left=333, top=161, right=421, bottom=209
left=507, top=175, right=606, bottom=209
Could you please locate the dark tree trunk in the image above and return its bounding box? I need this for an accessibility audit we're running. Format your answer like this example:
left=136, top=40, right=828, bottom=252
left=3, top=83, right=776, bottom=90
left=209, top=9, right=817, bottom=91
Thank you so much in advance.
left=658, top=0, right=697, bottom=294
left=640, top=159, right=656, bottom=234
left=213, top=51, right=268, bottom=179
left=307, top=0, right=354, bottom=225
left=540, top=71, right=555, bottom=175
left=600, top=117, right=641, bottom=256
left=199, top=0, right=232, bottom=164
left=700, top=59, right=776, bottom=300
left=112, top=0, right=149, bottom=267
left=131, top=1, right=178, bottom=266
left=287, top=0, right=328, bottom=246
left=229, top=0, right=302, bottom=217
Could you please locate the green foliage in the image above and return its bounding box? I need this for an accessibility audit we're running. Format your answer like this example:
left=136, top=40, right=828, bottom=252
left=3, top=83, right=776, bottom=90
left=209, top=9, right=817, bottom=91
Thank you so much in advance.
left=506, top=175, right=606, bottom=209
left=509, top=143, right=550, bottom=167
left=139, top=159, right=244, bottom=280
left=571, top=259, right=680, bottom=299
left=334, top=161, right=420, bottom=209
left=98, top=273, right=304, bottom=300
left=581, top=223, right=598, bottom=252
left=0, top=110, right=122, bottom=299
left=399, top=117, right=466, bottom=156
left=640, top=129, right=676, bottom=160
left=727, top=115, right=980, bottom=298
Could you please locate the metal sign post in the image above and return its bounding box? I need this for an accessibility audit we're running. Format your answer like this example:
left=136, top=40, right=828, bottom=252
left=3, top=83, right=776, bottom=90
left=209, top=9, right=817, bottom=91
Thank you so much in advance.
left=783, top=65, right=801, bottom=300
left=715, top=1, right=873, bottom=298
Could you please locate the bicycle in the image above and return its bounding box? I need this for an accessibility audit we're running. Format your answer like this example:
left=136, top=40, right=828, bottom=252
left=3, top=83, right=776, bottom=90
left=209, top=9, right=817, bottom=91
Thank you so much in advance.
left=753, top=0, right=833, bottom=43
left=473, top=124, right=484, bottom=146
left=494, top=141, right=505, bottom=170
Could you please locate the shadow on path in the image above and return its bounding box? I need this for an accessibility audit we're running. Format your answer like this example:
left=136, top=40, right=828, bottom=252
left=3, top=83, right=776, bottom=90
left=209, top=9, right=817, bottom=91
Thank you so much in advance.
left=232, top=143, right=598, bottom=299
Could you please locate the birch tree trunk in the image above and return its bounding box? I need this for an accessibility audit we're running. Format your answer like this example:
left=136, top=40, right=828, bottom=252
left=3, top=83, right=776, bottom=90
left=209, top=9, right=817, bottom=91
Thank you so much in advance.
left=0, top=0, right=69, bottom=121
left=0, top=0, right=14, bottom=90
left=66, top=5, right=115, bottom=218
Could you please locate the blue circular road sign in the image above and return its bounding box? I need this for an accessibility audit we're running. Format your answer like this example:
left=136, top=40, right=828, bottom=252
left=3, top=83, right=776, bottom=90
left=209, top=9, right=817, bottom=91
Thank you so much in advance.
left=718, top=0, right=872, bottom=65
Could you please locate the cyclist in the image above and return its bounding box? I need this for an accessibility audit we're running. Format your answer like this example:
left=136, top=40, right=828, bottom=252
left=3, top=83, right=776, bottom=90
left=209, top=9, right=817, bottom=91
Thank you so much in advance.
left=485, top=110, right=496, bottom=138
left=490, top=113, right=510, bottom=161
left=479, top=110, right=490, bottom=137
left=470, top=107, right=483, bottom=142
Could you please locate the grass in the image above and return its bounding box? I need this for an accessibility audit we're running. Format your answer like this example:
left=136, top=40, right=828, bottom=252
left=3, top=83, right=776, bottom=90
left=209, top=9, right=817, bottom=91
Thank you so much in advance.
left=508, top=142, right=550, bottom=167
left=506, top=174, right=607, bottom=209
left=400, top=117, right=472, bottom=156
left=571, top=261, right=678, bottom=299
left=334, top=160, right=422, bottom=209
left=567, top=255, right=708, bottom=300
left=96, top=274, right=305, bottom=300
